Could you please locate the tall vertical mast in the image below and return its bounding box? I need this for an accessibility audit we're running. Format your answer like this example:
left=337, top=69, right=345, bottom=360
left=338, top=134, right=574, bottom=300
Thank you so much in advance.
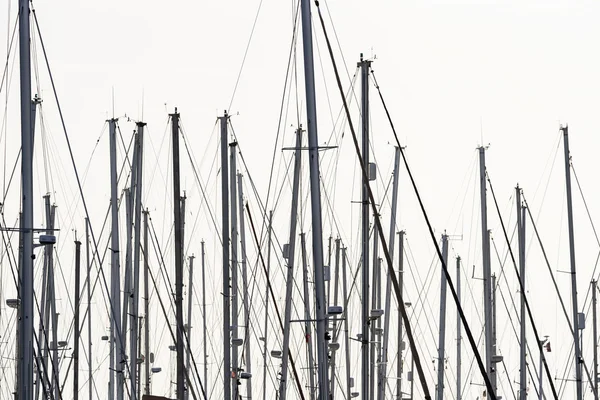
left=237, top=172, right=252, bottom=399
left=299, top=0, right=330, bottom=397
left=171, top=109, right=185, bottom=400
left=329, top=238, right=341, bottom=399
left=562, top=125, right=582, bottom=400
left=201, top=241, right=208, bottom=397
left=143, top=210, right=150, bottom=395
left=122, top=151, right=136, bottom=374
left=456, top=256, right=462, bottom=400
left=516, top=186, right=526, bottom=400
left=359, top=55, right=372, bottom=400
left=49, top=204, right=59, bottom=400
left=229, top=141, right=240, bottom=398
left=379, top=146, right=401, bottom=400
left=300, top=232, right=316, bottom=400
left=436, top=234, right=449, bottom=400
left=122, top=188, right=132, bottom=394
left=108, top=117, right=123, bottom=400
left=220, top=112, right=232, bottom=400
left=186, top=254, right=195, bottom=400
left=37, top=195, right=52, bottom=400
left=263, top=212, right=272, bottom=400
left=18, top=0, right=34, bottom=398
left=478, top=146, right=495, bottom=391
left=279, top=128, right=302, bottom=400
left=341, top=245, right=352, bottom=399
left=593, top=280, right=598, bottom=400
left=131, top=122, right=145, bottom=400
left=397, top=231, right=405, bottom=400
left=492, top=273, right=498, bottom=392
left=370, top=228, right=379, bottom=400
left=86, top=219, right=93, bottom=400
left=74, top=239, right=82, bottom=400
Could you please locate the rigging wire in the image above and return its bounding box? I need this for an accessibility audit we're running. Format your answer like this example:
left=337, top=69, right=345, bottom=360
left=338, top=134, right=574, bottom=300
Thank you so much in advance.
left=227, top=0, right=264, bottom=113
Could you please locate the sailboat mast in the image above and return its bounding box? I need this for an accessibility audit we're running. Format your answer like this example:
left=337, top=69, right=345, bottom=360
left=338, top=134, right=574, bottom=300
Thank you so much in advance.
left=299, top=0, right=330, bottom=397
left=516, top=186, right=526, bottom=400
left=341, top=245, right=352, bottom=399
left=143, top=210, right=150, bottom=395
left=379, top=146, right=401, bottom=400
left=397, top=231, right=405, bottom=400
left=86, top=218, right=93, bottom=400
left=279, top=127, right=302, bottom=400
left=593, top=279, right=598, bottom=400
left=186, top=254, right=195, bottom=400
left=201, top=240, right=208, bottom=397
left=229, top=141, right=240, bottom=398
left=359, top=55, right=372, bottom=400
left=562, top=125, right=582, bottom=400
left=329, top=238, right=341, bottom=399
left=456, top=256, right=462, bottom=400
left=220, top=112, right=232, bottom=400
left=237, top=172, right=252, bottom=399
left=74, top=238, right=82, bottom=400
left=436, top=234, right=449, bottom=400
left=300, top=232, right=316, bottom=400
left=131, top=122, right=145, bottom=400
left=263, top=212, right=272, bottom=400
left=108, top=117, right=123, bottom=400
left=370, top=228, right=379, bottom=400
left=478, top=146, right=495, bottom=393
left=171, top=109, right=185, bottom=400
left=18, top=0, right=34, bottom=397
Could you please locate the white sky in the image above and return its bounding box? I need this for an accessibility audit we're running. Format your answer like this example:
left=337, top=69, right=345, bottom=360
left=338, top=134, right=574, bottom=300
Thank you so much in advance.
left=2, top=1, right=600, bottom=399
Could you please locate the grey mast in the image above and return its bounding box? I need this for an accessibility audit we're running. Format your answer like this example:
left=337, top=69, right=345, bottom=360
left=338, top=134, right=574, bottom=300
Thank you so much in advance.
left=436, top=234, right=449, bottom=400
left=279, top=127, right=303, bottom=400
left=562, top=125, right=582, bottom=400
left=108, top=117, right=124, bottom=400
left=238, top=172, right=252, bottom=399
left=229, top=141, right=240, bottom=398
left=220, top=112, right=231, bottom=400
left=378, top=146, right=401, bottom=400
left=171, top=109, right=185, bottom=400
left=299, top=0, right=330, bottom=397
left=516, top=186, right=526, bottom=400
left=18, top=0, right=34, bottom=398
left=359, top=54, right=372, bottom=400
left=131, top=122, right=145, bottom=400
left=456, top=256, right=462, bottom=400
left=478, top=146, right=496, bottom=393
